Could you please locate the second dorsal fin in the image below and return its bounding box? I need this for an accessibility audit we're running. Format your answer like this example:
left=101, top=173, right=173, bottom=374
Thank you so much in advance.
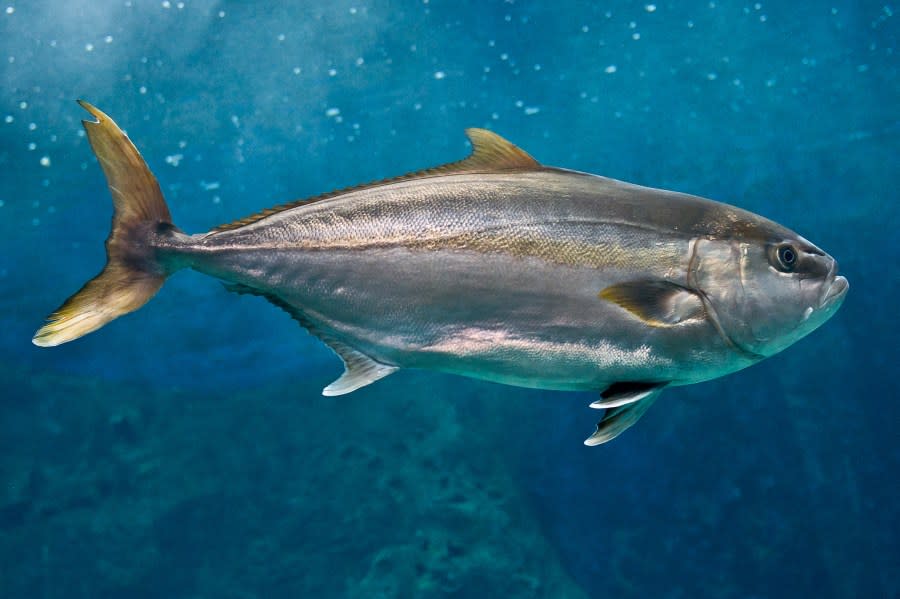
left=213, top=128, right=540, bottom=232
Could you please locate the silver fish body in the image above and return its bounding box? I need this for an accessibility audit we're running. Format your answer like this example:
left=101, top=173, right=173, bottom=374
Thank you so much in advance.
left=34, top=103, right=849, bottom=444
left=184, top=170, right=754, bottom=389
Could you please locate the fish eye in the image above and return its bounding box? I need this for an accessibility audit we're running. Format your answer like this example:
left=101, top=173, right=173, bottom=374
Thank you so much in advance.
left=775, top=244, right=798, bottom=271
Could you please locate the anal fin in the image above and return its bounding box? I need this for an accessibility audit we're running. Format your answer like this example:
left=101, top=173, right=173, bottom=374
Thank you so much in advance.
left=222, top=283, right=398, bottom=395
left=321, top=342, right=399, bottom=396
left=583, top=385, right=666, bottom=446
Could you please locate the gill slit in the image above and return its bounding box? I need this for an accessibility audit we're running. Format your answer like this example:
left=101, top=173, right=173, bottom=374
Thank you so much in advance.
left=686, top=237, right=765, bottom=362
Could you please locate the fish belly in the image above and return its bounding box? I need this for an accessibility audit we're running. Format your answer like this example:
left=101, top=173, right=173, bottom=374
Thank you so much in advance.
left=193, top=244, right=732, bottom=391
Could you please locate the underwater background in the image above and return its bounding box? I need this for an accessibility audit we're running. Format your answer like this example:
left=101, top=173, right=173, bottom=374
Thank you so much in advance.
left=1, top=1, right=898, bottom=597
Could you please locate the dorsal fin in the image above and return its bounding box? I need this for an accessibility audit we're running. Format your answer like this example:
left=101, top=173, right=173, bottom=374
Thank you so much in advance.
left=213, top=128, right=540, bottom=232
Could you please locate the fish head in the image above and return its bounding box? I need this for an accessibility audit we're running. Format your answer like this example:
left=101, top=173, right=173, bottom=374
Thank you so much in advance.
left=691, top=232, right=848, bottom=359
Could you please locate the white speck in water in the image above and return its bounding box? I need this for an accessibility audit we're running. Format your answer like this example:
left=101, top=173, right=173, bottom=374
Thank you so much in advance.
left=355, top=57, right=364, bottom=66
left=5, top=6, right=14, bottom=15
left=28, top=122, right=36, bottom=130
left=212, top=196, right=221, bottom=204
left=105, top=35, right=113, bottom=43
left=139, top=86, right=147, bottom=94
left=293, top=66, right=301, bottom=75
left=177, top=1, right=184, bottom=8
left=500, top=53, right=508, bottom=61
left=328, top=68, right=337, bottom=76
left=19, top=101, right=27, bottom=109
left=524, top=106, right=540, bottom=115
left=218, top=10, right=225, bottom=17
left=325, top=107, right=340, bottom=117
left=413, top=102, right=422, bottom=111
left=581, top=25, right=589, bottom=32
left=162, top=1, right=171, bottom=8
left=28, top=142, right=36, bottom=150
left=85, top=43, right=94, bottom=52
left=277, top=34, right=285, bottom=41
left=515, top=100, right=524, bottom=108
left=3, top=115, right=11, bottom=123
left=165, top=154, right=183, bottom=167
left=201, top=180, right=221, bottom=191
left=604, top=65, right=617, bottom=74
left=434, top=70, right=446, bottom=79
left=633, top=32, right=641, bottom=40
left=687, top=20, right=694, bottom=28
left=645, top=4, right=657, bottom=12
left=534, top=64, right=541, bottom=71
left=760, top=14, right=767, bottom=22
left=40, top=156, right=51, bottom=167
left=349, top=7, right=357, bottom=14
left=707, top=72, right=718, bottom=80
left=491, top=112, right=499, bottom=120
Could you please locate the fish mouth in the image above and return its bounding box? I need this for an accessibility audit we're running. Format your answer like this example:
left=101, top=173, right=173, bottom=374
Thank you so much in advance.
left=820, top=275, right=849, bottom=309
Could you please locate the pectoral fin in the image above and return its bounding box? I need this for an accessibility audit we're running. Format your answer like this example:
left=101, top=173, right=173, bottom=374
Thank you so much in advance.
left=599, top=280, right=705, bottom=327
left=583, top=386, right=665, bottom=446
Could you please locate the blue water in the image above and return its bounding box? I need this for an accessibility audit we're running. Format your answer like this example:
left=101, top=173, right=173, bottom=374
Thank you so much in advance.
left=2, top=1, right=898, bottom=597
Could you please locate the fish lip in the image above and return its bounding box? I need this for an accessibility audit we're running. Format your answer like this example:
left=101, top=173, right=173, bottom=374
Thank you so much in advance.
left=820, top=275, right=849, bottom=308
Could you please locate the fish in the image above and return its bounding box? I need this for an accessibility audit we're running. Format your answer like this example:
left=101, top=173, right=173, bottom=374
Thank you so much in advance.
left=33, top=101, right=849, bottom=445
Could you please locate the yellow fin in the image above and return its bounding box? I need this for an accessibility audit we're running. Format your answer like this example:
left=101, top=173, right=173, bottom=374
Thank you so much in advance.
left=213, top=128, right=540, bottom=232
left=599, top=280, right=706, bottom=327
left=33, top=100, right=175, bottom=347
left=448, top=128, right=540, bottom=172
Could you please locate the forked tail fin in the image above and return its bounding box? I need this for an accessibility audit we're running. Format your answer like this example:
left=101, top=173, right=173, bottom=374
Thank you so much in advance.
left=33, top=100, right=177, bottom=347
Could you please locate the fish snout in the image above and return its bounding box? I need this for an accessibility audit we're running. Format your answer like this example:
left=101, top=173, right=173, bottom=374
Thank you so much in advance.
left=820, top=258, right=849, bottom=309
